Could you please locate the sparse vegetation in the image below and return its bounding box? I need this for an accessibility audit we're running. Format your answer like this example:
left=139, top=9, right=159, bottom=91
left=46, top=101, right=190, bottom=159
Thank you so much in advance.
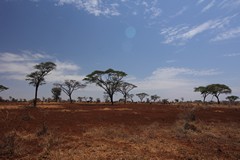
left=26, top=62, right=56, bottom=107
left=117, top=82, right=137, bottom=104
left=84, top=68, right=127, bottom=105
left=51, top=87, right=61, bottom=102
left=136, top=92, right=149, bottom=102
left=54, top=80, right=86, bottom=103
left=0, top=103, right=240, bottom=159
left=0, top=85, right=8, bottom=93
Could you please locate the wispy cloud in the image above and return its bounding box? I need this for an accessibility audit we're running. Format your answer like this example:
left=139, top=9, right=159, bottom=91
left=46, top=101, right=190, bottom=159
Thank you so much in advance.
left=211, top=27, right=240, bottom=41
left=0, top=51, right=50, bottom=62
left=197, top=0, right=205, bottom=5
left=201, top=0, right=215, bottom=12
left=142, top=0, right=162, bottom=19
left=166, top=60, right=176, bottom=63
left=56, top=0, right=120, bottom=16
left=160, top=16, right=233, bottom=45
left=223, top=53, right=240, bottom=57
left=218, top=0, right=240, bottom=9
left=171, top=6, right=187, bottom=18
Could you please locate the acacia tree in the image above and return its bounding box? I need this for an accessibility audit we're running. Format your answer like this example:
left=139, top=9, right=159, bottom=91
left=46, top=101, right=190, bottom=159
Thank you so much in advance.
left=194, top=86, right=209, bottom=103
left=226, top=95, right=239, bottom=103
left=136, top=92, right=149, bottom=102
left=150, top=94, right=160, bottom=102
left=206, top=84, right=232, bottom=104
left=51, top=87, right=61, bottom=102
left=26, top=62, right=56, bottom=107
left=54, top=80, right=86, bottom=103
left=118, top=82, right=137, bottom=104
left=84, top=68, right=127, bottom=105
left=0, top=85, right=8, bottom=92
left=127, top=94, right=134, bottom=103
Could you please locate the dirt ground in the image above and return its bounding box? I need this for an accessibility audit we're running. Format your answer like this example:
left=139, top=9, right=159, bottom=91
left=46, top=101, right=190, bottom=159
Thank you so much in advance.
left=0, top=103, right=240, bottom=159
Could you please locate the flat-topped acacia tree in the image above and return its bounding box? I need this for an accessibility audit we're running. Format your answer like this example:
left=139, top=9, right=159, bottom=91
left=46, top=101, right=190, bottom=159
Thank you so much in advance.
left=136, top=92, right=149, bottom=102
left=206, top=84, right=231, bottom=104
left=54, top=80, right=86, bottom=103
left=26, top=62, right=56, bottom=107
left=0, top=85, right=8, bottom=92
left=194, top=86, right=210, bottom=103
left=84, top=68, right=127, bottom=105
left=118, top=82, right=137, bottom=104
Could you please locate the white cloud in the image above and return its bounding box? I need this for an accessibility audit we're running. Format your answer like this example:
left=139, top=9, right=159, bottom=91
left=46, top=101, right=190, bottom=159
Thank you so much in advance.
left=128, top=67, right=221, bottom=100
left=56, top=0, right=120, bottom=16
left=130, top=67, right=221, bottom=91
left=197, top=0, right=205, bottom=5
left=171, top=6, right=187, bottom=18
left=211, top=27, right=240, bottom=41
left=201, top=0, right=215, bottom=12
left=160, top=16, right=232, bottom=44
left=218, top=0, right=240, bottom=9
left=143, top=0, right=162, bottom=19
left=0, top=51, right=50, bottom=62
left=0, top=52, right=84, bottom=83
left=166, top=60, right=176, bottom=63
left=223, top=53, right=240, bottom=57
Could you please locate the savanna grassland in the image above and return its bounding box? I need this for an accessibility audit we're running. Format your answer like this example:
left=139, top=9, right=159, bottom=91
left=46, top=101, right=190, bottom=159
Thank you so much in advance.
left=0, top=103, right=240, bottom=160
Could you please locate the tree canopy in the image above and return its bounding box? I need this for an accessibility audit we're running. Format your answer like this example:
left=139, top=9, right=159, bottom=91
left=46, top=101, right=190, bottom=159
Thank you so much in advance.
left=194, top=86, right=209, bottom=102
left=26, top=62, right=56, bottom=107
left=51, top=87, right=61, bottom=102
left=226, top=95, right=239, bottom=103
left=84, top=68, right=127, bottom=105
left=54, top=80, right=86, bottom=103
left=136, top=92, right=149, bottom=102
left=206, top=84, right=231, bottom=104
left=0, top=85, right=8, bottom=92
left=118, top=82, right=137, bottom=104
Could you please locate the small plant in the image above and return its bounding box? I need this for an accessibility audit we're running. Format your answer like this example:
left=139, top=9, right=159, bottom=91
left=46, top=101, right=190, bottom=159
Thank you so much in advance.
left=0, top=132, right=16, bottom=158
left=37, top=122, right=48, bottom=137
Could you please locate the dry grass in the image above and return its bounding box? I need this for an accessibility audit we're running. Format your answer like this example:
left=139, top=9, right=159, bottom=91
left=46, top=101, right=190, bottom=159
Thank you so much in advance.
left=0, top=103, right=240, bottom=159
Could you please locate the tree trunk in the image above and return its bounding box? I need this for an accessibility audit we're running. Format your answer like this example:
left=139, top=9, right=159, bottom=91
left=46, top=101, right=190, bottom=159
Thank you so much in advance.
left=124, top=94, right=127, bottom=104
left=215, top=95, right=220, bottom=104
left=69, top=94, right=72, bottom=103
left=110, top=94, right=114, bottom=105
left=34, top=85, right=39, bottom=107
left=203, top=95, right=206, bottom=103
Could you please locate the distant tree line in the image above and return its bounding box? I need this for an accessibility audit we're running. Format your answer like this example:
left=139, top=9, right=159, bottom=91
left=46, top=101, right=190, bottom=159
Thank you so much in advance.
left=194, top=84, right=238, bottom=104
left=1, top=61, right=239, bottom=106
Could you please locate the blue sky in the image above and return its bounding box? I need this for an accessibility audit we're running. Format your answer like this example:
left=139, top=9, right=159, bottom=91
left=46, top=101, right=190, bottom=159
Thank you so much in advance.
left=0, top=0, right=240, bottom=101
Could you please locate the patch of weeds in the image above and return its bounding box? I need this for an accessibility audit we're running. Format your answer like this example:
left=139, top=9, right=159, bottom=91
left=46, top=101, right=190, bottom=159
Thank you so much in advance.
left=0, top=132, right=16, bottom=158
left=174, top=107, right=199, bottom=138
left=37, top=122, right=48, bottom=137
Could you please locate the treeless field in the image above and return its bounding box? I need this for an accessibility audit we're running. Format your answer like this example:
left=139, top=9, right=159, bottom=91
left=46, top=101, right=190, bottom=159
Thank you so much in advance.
left=0, top=103, right=240, bottom=159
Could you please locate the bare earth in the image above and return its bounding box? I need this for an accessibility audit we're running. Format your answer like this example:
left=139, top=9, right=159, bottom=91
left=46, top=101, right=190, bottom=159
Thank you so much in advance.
left=0, top=103, right=240, bottom=159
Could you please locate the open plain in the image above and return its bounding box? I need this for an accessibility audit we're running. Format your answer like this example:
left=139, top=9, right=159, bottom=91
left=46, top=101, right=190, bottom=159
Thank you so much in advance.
left=0, top=103, right=240, bottom=160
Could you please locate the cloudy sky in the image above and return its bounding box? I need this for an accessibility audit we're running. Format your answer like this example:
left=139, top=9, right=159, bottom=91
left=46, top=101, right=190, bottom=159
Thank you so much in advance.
left=0, top=0, right=240, bottom=101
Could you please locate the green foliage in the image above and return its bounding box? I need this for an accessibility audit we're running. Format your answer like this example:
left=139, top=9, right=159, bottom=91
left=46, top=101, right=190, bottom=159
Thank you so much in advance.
left=84, top=68, right=127, bottom=105
left=51, top=87, right=61, bottom=102
left=0, top=85, right=8, bottom=92
left=226, top=95, right=239, bottom=103
left=150, top=95, right=160, bottom=102
left=26, top=62, right=56, bottom=87
left=194, top=86, right=209, bottom=102
left=26, top=62, right=56, bottom=107
left=136, top=93, right=149, bottom=102
left=195, top=84, right=232, bottom=104
left=206, top=84, right=231, bottom=104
